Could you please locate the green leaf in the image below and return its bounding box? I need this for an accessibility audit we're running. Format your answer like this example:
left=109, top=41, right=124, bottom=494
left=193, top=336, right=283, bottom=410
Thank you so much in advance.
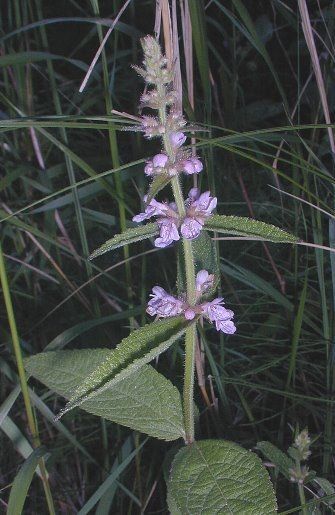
left=205, top=214, right=298, bottom=243
left=167, top=440, right=277, bottom=514
left=25, top=349, right=185, bottom=441
left=146, top=174, right=172, bottom=203
left=257, top=441, right=294, bottom=480
left=177, top=231, right=220, bottom=297
left=58, top=317, right=189, bottom=416
left=7, top=447, right=48, bottom=515
left=89, top=223, right=158, bottom=259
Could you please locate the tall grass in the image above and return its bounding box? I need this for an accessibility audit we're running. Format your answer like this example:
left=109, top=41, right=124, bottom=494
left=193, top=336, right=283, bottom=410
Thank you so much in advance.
left=0, top=0, right=334, bottom=512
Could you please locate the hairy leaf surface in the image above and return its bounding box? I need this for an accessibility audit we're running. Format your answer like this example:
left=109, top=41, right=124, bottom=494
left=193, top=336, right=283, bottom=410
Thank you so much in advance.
left=89, top=222, right=158, bottom=259
left=205, top=214, right=298, bottom=243
left=25, top=349, right=185, bottom=441
left=56, top=317, right=190, bottom=417
left=167, top=440, right=277, bottom=514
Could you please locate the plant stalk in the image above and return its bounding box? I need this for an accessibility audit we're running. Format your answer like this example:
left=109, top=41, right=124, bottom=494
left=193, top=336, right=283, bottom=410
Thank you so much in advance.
left=0, top=242, right=55, bottom=514
left=159, top=82, right=197, bottom=443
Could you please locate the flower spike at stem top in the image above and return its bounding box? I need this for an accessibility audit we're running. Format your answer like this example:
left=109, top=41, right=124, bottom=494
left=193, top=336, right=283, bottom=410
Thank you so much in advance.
left=134, top=36, right=236, bottom=444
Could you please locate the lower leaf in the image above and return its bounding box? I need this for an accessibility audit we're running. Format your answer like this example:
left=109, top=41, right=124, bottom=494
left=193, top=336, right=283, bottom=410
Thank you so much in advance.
left=25, top=350, right=185, bottom=441
left=167, top=439, right=277, bottom=514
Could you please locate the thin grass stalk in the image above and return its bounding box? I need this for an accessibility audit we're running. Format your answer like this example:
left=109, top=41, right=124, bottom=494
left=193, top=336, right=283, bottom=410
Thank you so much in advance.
left=0, top=241, right=55, bottom=515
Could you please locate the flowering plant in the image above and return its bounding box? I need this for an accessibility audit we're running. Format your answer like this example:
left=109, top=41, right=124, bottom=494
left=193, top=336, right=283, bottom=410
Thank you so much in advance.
left=25, top=35, right=300, bottom=513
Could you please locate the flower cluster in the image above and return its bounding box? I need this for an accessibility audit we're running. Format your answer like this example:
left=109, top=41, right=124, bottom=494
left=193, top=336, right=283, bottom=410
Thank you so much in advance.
left=147, top=270, right=236, bottom=334
left=133, top=188, right=217, bottom=247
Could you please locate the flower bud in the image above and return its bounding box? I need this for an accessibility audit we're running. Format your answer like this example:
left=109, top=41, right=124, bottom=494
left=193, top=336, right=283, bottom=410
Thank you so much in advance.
left=170, top=132, right=186, bottom=148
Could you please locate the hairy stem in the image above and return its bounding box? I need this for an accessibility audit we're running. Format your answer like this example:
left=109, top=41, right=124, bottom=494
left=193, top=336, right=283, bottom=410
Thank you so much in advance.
left=158, top=83, right=196, bottom=443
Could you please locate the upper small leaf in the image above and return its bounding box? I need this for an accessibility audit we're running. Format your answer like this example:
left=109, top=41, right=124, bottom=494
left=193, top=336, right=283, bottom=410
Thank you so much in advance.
left=167, top=439, right=277, bottom=514
left=177, top=231, right=220, bottom=298
left=257, top=441, right=294, bottom=480
left=25, top=350, right=185, bottom=441
left=146, top=174, right=172, bottom=204
left=89, top=222, right=159, bottom=259
left=56, top=316, right=190, bottom=418
left=205, top=214, right=298, bottom=243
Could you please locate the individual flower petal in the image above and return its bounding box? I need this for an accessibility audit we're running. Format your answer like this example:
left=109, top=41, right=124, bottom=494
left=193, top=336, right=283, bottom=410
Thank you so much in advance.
left=215, top=320, right=236, bottom=334
left=196, top=270, right=214, bottom=294
left=187, top=187, right=200, bottom=202
left=152, top=153, right=168, bottom=168
left=155, top=219, right=180, bottom=247
left=144, top=161, right=154, bottom=176
left=133, top=198, right=169, bottom=223
left=180, top=217, right=203, bottom=240
left=182, top=157, right=203, bottom=175
left=170, top=131, right=186, bottom=148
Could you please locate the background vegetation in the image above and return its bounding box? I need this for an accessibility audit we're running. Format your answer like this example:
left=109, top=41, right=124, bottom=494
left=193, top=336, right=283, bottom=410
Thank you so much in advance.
left=0, top=0, right=334, bottom=512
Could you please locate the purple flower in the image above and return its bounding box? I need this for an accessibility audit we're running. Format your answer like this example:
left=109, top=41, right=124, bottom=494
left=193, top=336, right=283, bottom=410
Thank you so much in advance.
left=182, top=157, right=203, bottom=175
left=196, top=270, right=214, bottom=294
left=170, top=131, right=186, bottom=148
left=155, top=218, right=180, bottom=248
left=201, top=298, right=236, bottom=334
left=146, top=286, right=183, bottom=318
left=180, top=188, right=217, bottom=240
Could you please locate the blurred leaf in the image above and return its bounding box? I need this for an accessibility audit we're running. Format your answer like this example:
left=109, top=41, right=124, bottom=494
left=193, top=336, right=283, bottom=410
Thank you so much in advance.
left=205, top=214, right=298, bottom=243
left=177, top=231, right=220, bottom=297
left=255, top=15, right=274, bottom=43
left=313, top=477, right=335, bottom=505
left=146, top=174, right=172, bottom=204
left=25, top=349, right=185, bottom=441
left=257, top=441, right=294, bottom=480
left=7, top=447, right=48, bottom=515
left=167, top=440, right=277, bottom=514
left=89, top=223, right=159, bottom=259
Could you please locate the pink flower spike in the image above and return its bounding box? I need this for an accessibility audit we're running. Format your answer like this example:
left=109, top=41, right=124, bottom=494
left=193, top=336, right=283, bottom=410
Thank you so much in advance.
left=170, top=131, right=186, bottom=148
left=152, top=153, right=168, bottom=168
left=182, top=157, right=203, bottom=175
left=196, top=270, right=214, bottom=294
left=180, top=217, right=202, bottom=240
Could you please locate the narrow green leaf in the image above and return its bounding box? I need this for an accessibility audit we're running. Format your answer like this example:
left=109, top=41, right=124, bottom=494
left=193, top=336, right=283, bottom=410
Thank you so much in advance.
left=25, top=349, right=185, bottom=441
left=205, top=214, right=298, bottom=243
left=7, top=447, right=48, bottom=515
left=257, top=441, right=294, bottom=480
left=167, top=440, right=277, bottom=514
left=89, top=223, right=159, bottom=259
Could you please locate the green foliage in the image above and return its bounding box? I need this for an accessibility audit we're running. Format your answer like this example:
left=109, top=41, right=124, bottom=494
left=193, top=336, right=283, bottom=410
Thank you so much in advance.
left=25, top=350, right=184, bottom=441
left=7, top=447, right=48, bottom=515
left=167, top=440, right=277, bottom=514
left=54, top=317, right=190, bottom=417
left=257, top=441, right=294, bottom=480
left=205, top=214, right=298, bottom=243
left=89, top=223, right=159, bottom=259
left=177, top=231, right=220, bottom=297
left=146, top=174, right=172, bottom=203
